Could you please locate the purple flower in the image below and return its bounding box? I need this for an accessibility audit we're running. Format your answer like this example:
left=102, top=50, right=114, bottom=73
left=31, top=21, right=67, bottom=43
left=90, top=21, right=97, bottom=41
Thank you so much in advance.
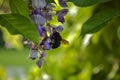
left=40, top=40, right=51, bottom=50
left=55, top=25, right=63, bottom=32
left=56, top=9, right=68, bottom=24
left=44, top=41, right=51, bottom=50
left=40, top=11, right=46, bottom=17
left=38, top=0, right=46, bottom=8
left=40, top=11, right=52, bottom=21
left=28, top=0, right=69, bottom=68
left=46, top=14, right=52, bottom=20
left=46, top=3, right=54, bottom=10
left=36, top=59, right=43, bottom=68
left=31, top=14, right=46, bottom=25
left=31, top=0, right=46, bottom=8
left=37, top=25, right=44, bottom=36
left=29, top=50, right=38, bottom=60
left=36, top=14, right=46, bottom=25
left=31, top=0, right=38, bottom=8
left=32, top=8, right=40, bottom=15
left=31, top=44, right=38, bottom=50
left=40, top=51, right=46, bottom=58
left=56, top=9, right=68, bottom=16
left=58, top=13, right=65, bottom=23
left=58, top=0, right=67, bottom=7
left=60, top=9, right=68, bottom=15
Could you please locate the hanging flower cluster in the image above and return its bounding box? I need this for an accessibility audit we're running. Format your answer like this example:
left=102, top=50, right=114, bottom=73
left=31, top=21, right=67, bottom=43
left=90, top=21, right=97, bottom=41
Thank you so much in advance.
left=24, top=0, right=68, bottom=68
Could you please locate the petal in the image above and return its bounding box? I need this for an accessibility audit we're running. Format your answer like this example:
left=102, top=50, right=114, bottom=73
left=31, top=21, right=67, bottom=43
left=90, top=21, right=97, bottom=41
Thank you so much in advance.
left=40, top=11, right=47, bottom=17
left=61, top=9, right=68, bottom=15
left=36, top=14, right=46, bottom=25
left=46, top=14, right=52, bottom=21
left=31, top=0, right=38, bottom=8
left=32, top=0, right=46, bottom=8
left=58, top=0, right=67, bottom=7
left=40, top=12, right=52, bottom=21
left=46, top=3, right=54, bottom=10
left=56, top=9, right=68, bottom=16
left=29, top=50, right=38, bottom=60
left=58, top=13, right=65, bottom=24
left=33, top=8, right=40, bottom=15
left=37, top=25, right=43, bottom=36
left=44, top=41, right=51, bottom=50
left=36, top=59, right=43, bottom=68
left=31, top=44, right=38, bottom=50
left=40, top=51, right=46, bottom=58
left=38, top=0, right=46, bottom=8
left=40, top=40, right=51, bottom=50
left=55, top=25, right=63, bottom=32
left=31, top=0, right=40, bottom=8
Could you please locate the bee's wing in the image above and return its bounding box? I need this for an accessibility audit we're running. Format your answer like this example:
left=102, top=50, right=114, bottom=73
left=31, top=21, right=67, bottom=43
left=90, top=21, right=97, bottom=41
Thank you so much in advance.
left=61, top=39, right=69, bottom=45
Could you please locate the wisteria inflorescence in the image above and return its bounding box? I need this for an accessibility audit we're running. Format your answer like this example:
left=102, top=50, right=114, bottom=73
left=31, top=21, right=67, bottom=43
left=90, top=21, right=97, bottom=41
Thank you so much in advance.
left=24, top=0, right=68, bottom=68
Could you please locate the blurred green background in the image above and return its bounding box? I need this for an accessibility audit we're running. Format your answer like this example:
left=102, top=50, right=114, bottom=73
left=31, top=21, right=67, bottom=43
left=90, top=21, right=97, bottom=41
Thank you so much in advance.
left=0, top=0, right=120, bottom=80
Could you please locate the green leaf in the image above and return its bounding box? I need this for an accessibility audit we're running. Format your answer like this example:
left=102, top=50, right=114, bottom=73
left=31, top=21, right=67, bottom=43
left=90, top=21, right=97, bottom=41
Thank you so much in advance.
left=46, top=0, right=55, bottom=3
left=117, top=26, right=120, bottom=39
left=9, top=0, right=29, bottom=18
left=0, top=14, right=39, bottom=44
left=81, top=9, right=120, bottom=35
left=67, top=0, right=111, bottom=7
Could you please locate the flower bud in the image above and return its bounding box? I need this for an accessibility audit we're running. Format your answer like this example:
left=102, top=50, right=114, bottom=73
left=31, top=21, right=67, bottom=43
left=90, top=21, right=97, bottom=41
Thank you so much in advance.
left=36, top=59, right=43, bottom=68
left=31, top=0, right=39, bottom=8
left=38, top=0, right=46, bottom=8
left=55, top=25, right=63, bottom=32
left=32, top=14, right=46, bottom=25
left=40, top=51, right=46, bottom=58
left=29, top=50, right=38, bottom=60
left=44, top=41, right=51, bottom=50
left=37, top=25, right=44, bottom=36
left=58, top=0, right=67, bottom=7
left=31, top=0, right=46, bottom=8
left=58, top=13, right=65, bottom=23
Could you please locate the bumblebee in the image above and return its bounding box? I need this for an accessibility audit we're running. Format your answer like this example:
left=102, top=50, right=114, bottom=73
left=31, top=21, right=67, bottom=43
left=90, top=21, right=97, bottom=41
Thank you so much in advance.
left=49, top=31, right=69, bottom=49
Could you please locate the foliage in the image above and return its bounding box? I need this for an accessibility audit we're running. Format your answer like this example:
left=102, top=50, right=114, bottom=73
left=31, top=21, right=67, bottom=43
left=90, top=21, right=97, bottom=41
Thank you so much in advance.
left=0, top=0, right=39, bottom=44
left=9, top=0, right=29, bottom=17
left=0, top=14, right=39, bottom=44
left=67, top=0, right=111, bottom=7
left=80, top=9, right=120, bottom=35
